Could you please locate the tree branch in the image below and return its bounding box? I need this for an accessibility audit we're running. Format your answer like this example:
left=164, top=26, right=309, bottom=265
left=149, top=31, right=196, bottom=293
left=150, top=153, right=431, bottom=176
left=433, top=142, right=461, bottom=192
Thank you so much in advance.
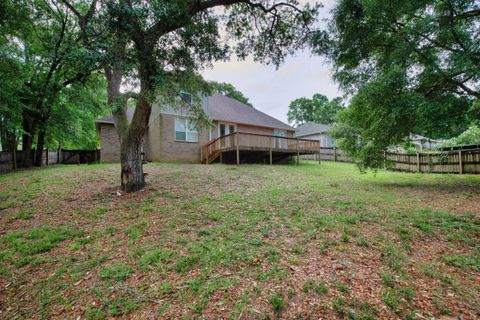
left=148, top=0, right=307, bottom=40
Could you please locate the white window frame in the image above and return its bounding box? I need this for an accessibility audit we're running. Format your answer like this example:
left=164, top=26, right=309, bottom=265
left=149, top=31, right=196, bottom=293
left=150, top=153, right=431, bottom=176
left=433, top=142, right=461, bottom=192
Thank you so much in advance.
left=180, top=91, right=192, bottom=105
left=217, top=122, right=237, bottom=138
left=273, top=129, right=287, bottom=137
left=175, top=117, right=198, bottom=142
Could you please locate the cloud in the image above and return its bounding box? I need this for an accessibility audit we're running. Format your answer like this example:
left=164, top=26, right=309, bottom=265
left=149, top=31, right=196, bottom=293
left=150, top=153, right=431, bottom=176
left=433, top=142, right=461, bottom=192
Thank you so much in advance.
left=201, top=2, right=341, bottom=125
left=202, top=52, right=341, bottom=124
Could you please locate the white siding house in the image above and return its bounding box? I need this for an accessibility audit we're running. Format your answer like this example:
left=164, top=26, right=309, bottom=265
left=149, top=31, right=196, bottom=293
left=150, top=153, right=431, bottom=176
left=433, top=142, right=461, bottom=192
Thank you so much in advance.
left=295, top=123, right=335, bottom=147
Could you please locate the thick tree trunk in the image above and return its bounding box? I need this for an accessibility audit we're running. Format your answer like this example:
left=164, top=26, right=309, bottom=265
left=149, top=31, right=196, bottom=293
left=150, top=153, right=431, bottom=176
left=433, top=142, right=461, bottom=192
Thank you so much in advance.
left=104, top=38, right=153, bottom=192
left=118, top=93, right=151, bottom=192
left=120, top=138, right=144, bottom=191
left=34, top=129, right=46, bottom=167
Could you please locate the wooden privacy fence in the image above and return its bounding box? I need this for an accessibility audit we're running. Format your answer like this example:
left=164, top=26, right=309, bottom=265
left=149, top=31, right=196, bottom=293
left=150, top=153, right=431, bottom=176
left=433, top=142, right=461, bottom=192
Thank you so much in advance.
left=300, top=147, right=351, bottom=162
left=0, top=149, right=100, bottom=174
left=302, top=146, right=480, bottom=174
left=386, top=149, right=480, bottom=174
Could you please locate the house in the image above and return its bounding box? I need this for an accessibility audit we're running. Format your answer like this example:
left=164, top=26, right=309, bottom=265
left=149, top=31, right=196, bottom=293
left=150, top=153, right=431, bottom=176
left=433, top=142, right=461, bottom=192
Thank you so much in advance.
left=96, top=93, right=319, bottom=164
left=295, top=122, right=335, bottom=147
left=408, top=134, right=440, bottom=151
left=388, top=134, right=441, bottom=153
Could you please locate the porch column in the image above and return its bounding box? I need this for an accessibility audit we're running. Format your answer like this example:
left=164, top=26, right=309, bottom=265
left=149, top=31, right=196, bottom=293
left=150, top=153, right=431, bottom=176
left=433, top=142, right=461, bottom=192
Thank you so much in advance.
left=269, top=136, right=273, bottom=165
left=296, top=138, right=299, bottom=165
left=236, top=132, right=240, bottom=165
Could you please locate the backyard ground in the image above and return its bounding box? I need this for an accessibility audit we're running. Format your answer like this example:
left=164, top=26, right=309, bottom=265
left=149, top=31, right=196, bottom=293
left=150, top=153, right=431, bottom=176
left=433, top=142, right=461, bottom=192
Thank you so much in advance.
left=0, top=161, right=479, bottom=319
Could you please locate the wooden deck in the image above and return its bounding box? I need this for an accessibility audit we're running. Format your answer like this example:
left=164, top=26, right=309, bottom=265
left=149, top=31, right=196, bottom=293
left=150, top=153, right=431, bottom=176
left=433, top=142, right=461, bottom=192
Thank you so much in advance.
left=201, top=132, right=320, bottom=164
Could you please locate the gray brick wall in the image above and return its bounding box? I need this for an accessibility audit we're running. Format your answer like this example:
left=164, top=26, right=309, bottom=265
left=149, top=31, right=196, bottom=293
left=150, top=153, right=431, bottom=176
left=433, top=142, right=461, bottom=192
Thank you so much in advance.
left=99, top=124, right=121, bottom=162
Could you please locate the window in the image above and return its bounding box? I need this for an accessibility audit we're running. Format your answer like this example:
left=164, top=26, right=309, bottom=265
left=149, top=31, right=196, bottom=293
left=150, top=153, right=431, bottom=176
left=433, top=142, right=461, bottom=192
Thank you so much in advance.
left=218, top=123, right=236, bottom=137
left=175, top=118, right=198, bottom=142
left=180, top=91, right=192, bottom=104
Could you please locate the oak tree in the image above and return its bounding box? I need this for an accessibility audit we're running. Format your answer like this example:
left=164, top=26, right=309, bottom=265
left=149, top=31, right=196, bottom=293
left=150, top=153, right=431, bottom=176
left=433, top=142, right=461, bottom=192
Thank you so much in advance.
left=315, top=0, right=479, bottom=169
left=63, top=0, right=320, bottom=191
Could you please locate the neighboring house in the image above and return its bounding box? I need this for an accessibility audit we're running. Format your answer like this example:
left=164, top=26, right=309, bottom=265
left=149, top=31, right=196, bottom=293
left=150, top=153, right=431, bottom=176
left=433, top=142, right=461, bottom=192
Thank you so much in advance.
left=295, top=122, right=335, bottom=148
left=96, top=92, right=314, bottom=164
left=389, top=134, right=441, bottom=152
left=408, top=134, right=440, bottom=151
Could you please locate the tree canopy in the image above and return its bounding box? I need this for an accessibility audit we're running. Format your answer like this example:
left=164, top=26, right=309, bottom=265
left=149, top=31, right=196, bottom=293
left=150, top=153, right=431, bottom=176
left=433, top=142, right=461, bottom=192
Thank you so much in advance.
left=287, top=94, right=343, bottom=126
left=209, top=81, right=253, bottom=107
left=315, top=0, right=480, bottom=170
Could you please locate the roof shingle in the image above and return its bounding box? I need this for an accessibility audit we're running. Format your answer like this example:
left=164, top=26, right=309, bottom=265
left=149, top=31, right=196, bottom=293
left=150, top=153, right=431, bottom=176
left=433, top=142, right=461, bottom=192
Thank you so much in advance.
left=96, top=93, right=293, bottom=131
left=207, top=93, right=293, bottom=130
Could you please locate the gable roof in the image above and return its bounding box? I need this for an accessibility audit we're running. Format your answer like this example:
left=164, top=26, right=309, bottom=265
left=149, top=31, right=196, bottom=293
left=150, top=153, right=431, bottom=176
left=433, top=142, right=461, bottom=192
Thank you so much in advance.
left=207, top=93, right=293, bottom=131
left=96, top=93, right=294, bottom=131
left=295, top=122, right=331, bottom=137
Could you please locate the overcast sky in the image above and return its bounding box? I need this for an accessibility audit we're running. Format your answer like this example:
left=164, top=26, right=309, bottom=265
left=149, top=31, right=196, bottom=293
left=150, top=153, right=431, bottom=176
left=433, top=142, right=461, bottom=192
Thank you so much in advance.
left=202, top=0, right=341, bottom=125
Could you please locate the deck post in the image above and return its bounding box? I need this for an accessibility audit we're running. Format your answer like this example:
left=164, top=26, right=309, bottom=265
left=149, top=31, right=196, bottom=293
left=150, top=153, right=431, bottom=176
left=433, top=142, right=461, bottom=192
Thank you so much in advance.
left=220, top=150, right=223, bottom=164
left=236, top=132, right=240, bottom=165
left=269, top=136, right=273, bottom=165
left=206, top=146, right=209, bottom=164
left=296, top=139, right=299, bottom=165
left=458, top=150, right=463, bottom=174
left=200, top=146, right=203, bottom=164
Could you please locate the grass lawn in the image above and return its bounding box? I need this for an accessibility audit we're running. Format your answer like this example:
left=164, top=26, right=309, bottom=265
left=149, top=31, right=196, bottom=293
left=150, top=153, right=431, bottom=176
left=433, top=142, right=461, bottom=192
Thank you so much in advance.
left=0, top=161, right=479, bottom=319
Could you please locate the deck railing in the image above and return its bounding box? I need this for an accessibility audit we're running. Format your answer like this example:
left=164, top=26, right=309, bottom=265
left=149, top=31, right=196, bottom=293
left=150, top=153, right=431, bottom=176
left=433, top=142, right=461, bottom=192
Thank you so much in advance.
left=201, top=132, right=320, bottom=164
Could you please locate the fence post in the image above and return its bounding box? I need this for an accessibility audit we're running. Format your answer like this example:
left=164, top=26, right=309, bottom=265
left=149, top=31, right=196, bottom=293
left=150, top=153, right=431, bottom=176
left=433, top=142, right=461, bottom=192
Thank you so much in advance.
left=46, top=148, right=49, bottom=166
left=383, top=151, right=387, bottom=169
left=458, top=150, right=463, bottom=174
left=416, top=152, right=420, bottom=172
left=318, top=140, right=321, bottom=165
left=236, top=132, right=240, bottom=165
left=333, top=147, right=337, bottom=162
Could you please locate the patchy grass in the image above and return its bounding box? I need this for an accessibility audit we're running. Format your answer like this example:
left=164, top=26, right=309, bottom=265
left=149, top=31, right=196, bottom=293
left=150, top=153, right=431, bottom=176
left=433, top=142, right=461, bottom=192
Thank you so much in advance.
left=99, top=263, right=134, bottom=282
left=0, top=161, right=479, bottom=319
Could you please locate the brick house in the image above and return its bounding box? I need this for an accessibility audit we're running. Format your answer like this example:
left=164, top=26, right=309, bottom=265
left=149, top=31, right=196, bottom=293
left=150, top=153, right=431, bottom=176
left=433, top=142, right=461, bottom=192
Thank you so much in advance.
left=95, top=92, right=312, bottom=163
